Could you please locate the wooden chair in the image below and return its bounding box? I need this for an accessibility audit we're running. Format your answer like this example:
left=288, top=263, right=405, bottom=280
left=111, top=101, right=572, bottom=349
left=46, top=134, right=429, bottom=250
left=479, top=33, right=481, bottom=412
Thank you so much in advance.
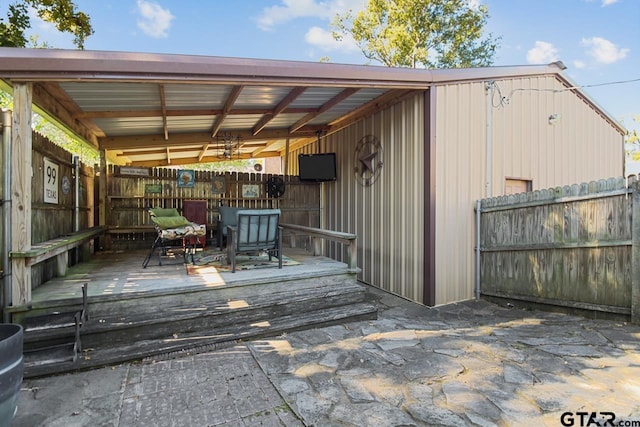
left=226, top=209, right=282, bottom=273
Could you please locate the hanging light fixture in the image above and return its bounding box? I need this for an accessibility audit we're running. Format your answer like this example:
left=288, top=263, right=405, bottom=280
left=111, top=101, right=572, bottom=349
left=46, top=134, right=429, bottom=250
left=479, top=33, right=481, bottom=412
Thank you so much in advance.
left=216, top=132, right=241, bottom=159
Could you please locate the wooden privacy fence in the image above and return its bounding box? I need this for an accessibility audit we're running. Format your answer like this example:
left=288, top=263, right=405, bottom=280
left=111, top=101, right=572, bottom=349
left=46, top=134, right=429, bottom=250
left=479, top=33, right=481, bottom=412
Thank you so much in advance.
left=477, top=177, right=640, bottom=323
left=106, top=165, right=321, bottom=250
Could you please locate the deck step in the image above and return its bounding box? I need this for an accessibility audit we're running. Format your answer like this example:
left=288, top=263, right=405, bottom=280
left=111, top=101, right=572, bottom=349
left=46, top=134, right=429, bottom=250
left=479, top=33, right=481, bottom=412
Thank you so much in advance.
left=81, top=277, right=366, bottom=347
left=23, top=302, right=378, bottom=378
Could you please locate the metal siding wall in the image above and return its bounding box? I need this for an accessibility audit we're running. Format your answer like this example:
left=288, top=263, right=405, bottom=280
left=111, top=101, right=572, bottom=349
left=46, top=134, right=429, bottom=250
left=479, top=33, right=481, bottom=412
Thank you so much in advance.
left=491, top=76, right=622, bottom=191
left=435, top=75, right=623, bottom=306
left=435, top=82, right=487, bottom=304
left=289, top=95, right=425, bottom=303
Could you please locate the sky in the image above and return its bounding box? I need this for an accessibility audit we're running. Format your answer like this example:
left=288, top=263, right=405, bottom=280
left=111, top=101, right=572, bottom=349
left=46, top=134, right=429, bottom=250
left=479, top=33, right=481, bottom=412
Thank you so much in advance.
left=26, top=0, right=640, bottom=134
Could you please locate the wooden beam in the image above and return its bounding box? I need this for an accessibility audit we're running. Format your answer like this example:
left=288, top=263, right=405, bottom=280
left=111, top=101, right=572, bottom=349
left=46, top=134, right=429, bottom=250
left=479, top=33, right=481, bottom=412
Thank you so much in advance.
left=197, top=143, right=209, bottom=161
left=211, top=85, right=243, bottom=138
left=29, top=82, right=101, bottom=147
left=100, top=128, right=321, bottom=150
left=126, top=150, right=281, bottom=167
left=74, top=107, right=314, bottom=119
left=166, top=146, right=171, bottom=164
left=252, top=87, right=306, bottom=136
left=329, top=89, right=416, bottom=132
left=251, top=140, right=281, bottom=157
left=289, top=88, right=359, bottom=133
left=159, top=84, right=169, bottom=140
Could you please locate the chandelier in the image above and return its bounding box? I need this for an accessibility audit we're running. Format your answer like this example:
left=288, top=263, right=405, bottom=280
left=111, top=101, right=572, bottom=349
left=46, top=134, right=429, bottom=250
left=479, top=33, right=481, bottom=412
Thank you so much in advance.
left=215, top=132, right=241, bottom=159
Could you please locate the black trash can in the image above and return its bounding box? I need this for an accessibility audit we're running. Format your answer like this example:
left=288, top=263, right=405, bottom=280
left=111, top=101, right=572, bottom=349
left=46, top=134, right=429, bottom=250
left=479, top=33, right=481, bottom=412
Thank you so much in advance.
left=0, top=324, right=23, bottom=425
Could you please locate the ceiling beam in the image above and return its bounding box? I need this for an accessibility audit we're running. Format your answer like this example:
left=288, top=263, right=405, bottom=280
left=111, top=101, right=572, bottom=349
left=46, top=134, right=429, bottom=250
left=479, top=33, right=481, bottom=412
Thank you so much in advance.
left=159, top=84, right=169, bottom=140
left=288, top=87, right=359, bottom=134
left=252, top=87, right=306, bottom=136
left=197, top=143, right=209, bottom=161
left=281, top=89, right=420, bottom=155
left=73, top=107, right=314, bottom=119
left=99, top=127, right=325, bottom=150
left=24, top=82, right=101, bottom=147
left=125, top=151, right=281, bottom=168
left=211, top=85, right=243, bottom=138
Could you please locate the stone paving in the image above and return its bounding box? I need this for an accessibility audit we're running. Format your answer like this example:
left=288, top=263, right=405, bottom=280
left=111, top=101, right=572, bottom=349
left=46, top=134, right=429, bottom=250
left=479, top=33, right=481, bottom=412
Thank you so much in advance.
left=247, top=289, right=640, bottom=426
left=13, top=286, right=640, bottom=426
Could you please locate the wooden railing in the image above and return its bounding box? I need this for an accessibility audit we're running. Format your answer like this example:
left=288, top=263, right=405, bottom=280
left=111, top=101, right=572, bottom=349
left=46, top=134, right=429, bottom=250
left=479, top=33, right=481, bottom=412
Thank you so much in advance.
left=280, top=223, right=358, bottom=273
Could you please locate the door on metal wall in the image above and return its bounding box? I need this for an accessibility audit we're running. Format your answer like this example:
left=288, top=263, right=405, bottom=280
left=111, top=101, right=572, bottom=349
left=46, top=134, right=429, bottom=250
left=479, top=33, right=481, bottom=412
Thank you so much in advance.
left=505, top=178, right=531, bottom=195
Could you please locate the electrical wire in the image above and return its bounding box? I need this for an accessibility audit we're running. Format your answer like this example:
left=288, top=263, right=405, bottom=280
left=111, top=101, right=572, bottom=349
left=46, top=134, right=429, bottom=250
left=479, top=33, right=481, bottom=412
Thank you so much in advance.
left=489, top=77, right=640, bottom=109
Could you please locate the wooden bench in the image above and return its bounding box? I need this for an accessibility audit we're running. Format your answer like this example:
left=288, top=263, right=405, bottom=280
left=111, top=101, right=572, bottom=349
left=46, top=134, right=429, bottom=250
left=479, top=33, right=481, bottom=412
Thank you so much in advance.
left=10, top=226, right=107, bottom=276
left=280, top=223, right=358, bottom=273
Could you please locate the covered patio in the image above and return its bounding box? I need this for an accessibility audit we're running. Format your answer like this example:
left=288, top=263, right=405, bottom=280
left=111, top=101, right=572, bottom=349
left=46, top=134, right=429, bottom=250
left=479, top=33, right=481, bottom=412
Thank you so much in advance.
left=12, top=245, right=377, bottom=378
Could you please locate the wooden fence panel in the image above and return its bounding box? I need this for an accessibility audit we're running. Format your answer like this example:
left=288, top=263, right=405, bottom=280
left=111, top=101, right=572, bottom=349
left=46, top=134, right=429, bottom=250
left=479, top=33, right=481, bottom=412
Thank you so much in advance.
left=479, top=177, right=635, bottom=319
left=106, top=166, right=320, bottom=250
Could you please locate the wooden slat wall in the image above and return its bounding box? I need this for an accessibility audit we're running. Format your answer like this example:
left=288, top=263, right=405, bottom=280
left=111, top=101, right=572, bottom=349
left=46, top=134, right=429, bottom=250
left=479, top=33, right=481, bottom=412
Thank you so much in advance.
left=106, top=165, right=320, bottom=250
left=479, top=176, right=634, bottom=317
left=30, top=132, right=95, bottom=288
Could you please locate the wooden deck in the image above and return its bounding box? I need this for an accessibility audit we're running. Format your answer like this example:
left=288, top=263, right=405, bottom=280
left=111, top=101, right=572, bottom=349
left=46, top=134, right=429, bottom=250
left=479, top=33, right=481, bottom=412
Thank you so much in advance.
left=9, top=247, right=378, bottom=378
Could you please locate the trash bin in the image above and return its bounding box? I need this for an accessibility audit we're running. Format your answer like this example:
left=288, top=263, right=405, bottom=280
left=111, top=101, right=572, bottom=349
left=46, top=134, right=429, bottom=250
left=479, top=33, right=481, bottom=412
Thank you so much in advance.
left=0, top=324, right=23, bottom=425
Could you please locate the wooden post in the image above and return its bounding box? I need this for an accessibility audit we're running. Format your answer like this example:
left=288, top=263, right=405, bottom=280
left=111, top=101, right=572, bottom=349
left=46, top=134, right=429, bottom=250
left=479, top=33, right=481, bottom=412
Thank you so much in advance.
left=631, top=181, right=640, bottom=324
left=98, top=149, right=108, bottom=250
left=11, top=83, right=33, bottom=306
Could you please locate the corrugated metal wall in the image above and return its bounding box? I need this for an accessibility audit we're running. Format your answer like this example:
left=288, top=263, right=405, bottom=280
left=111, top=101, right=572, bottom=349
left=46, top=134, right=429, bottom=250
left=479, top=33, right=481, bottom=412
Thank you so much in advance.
left=434, top=75, right=624, bottom=305
left=286, top=75, right=623, bottom=307
left=434, top=82, right=486, bottom=304
left=490, top=76, right=623, bottom=190
left=289, top=94, right=426, bottom=303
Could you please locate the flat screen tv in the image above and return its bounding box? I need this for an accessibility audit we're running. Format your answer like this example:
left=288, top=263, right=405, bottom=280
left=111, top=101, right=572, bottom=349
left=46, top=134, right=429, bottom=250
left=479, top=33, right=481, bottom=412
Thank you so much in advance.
left=298, top=153, right=337, bottom=182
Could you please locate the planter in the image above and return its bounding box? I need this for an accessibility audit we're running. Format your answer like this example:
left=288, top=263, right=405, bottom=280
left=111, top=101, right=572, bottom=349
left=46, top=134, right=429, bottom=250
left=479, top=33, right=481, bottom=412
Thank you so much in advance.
left=0, top=324, right=23, bottom=424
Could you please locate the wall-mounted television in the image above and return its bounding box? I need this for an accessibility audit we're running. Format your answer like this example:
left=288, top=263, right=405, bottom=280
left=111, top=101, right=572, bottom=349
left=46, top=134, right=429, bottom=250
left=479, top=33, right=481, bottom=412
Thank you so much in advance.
left=298, top=153, right=337, bottom=182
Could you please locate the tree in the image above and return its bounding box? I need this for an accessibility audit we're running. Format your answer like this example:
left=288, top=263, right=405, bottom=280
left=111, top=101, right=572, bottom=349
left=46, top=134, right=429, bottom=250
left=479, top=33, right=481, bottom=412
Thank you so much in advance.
left=0, top=0, right=93, bottom=48
left=332, top=0, right=500, bottom=68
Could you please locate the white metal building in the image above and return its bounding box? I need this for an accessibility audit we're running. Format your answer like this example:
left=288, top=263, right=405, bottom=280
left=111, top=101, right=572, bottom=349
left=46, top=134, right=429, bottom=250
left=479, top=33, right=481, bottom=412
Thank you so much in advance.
left=0, top=48, right=625, bottom=307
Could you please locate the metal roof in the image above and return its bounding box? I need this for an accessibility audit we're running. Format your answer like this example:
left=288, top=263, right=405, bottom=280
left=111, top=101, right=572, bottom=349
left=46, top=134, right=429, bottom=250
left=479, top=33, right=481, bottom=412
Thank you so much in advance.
left=0, top=47, right=623, bottom=167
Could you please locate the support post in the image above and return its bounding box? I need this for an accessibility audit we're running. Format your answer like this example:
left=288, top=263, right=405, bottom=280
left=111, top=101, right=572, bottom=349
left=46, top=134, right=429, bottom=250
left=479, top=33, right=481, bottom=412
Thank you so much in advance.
left=631, top=181, right=640, bottom=324
left=98, top=149, right=108, bottom=250
left=1, top=109, right=12, bottom=321
left=11, top=83, right=33, bottom=306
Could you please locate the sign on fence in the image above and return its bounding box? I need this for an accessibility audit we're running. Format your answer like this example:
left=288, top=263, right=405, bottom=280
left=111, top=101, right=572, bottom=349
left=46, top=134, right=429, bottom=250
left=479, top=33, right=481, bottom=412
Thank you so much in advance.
left=43, top=158, right=59, bottom=204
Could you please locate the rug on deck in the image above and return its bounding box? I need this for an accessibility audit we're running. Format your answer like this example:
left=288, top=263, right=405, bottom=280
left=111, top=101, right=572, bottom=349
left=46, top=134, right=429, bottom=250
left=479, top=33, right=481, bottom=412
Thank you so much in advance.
left=186, top=249, right=299, bottom=274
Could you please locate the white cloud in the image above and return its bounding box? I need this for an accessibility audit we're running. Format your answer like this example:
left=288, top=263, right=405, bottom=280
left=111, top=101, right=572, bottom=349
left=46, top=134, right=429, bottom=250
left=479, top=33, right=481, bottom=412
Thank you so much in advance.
left=256, top=0, right=364, bottom=31
left=136, top=0, right=174, bottom=38
left=601, top=0, right=619, bottom=6
left=573, top=60, right=586, bottom=69
left=305, top=26, right=359, bottom=52
left=526, top=41, right=559, bottom=64
left=582, top=37, right=628, bottom=64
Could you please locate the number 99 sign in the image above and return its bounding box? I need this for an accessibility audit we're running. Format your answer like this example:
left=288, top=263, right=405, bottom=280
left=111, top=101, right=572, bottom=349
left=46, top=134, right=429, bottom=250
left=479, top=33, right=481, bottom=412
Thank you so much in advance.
left=44, top=158, right=59, bottom=204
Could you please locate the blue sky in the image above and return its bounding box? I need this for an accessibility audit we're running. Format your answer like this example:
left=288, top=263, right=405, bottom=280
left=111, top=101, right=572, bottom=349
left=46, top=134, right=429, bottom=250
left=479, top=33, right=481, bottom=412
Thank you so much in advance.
left=28, top=0, right=639, bottom=134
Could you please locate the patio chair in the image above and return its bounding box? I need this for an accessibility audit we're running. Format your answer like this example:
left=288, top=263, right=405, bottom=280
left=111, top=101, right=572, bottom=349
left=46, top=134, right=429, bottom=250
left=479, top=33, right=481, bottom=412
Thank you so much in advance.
left=217, top=206, right=243, bottom=250
left=142, top=207, right=206, bottom=268
left=226, top=209, right=283, bottom=273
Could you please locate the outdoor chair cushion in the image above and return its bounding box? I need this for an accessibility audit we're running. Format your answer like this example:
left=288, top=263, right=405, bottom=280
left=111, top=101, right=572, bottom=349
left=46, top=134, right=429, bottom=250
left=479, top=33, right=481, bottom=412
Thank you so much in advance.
left=149, top=207, right=191, bottom=229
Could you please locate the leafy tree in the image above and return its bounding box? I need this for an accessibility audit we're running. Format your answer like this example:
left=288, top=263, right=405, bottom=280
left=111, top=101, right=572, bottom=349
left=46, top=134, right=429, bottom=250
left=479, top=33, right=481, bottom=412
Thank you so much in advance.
left=0, top=0, right=93, bottom=48
left=624, top=115, right=640, bottom=161
left=332, top=0, right=500, bottom=68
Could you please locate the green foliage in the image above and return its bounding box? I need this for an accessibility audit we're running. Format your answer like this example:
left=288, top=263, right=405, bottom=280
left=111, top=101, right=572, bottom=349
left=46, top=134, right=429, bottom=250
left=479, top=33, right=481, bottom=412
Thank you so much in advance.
left=0, top=0, right=93, bottom=48
left=33, top=113, right=100, bottom=165
left=333, top=0, right=500, bottom=68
